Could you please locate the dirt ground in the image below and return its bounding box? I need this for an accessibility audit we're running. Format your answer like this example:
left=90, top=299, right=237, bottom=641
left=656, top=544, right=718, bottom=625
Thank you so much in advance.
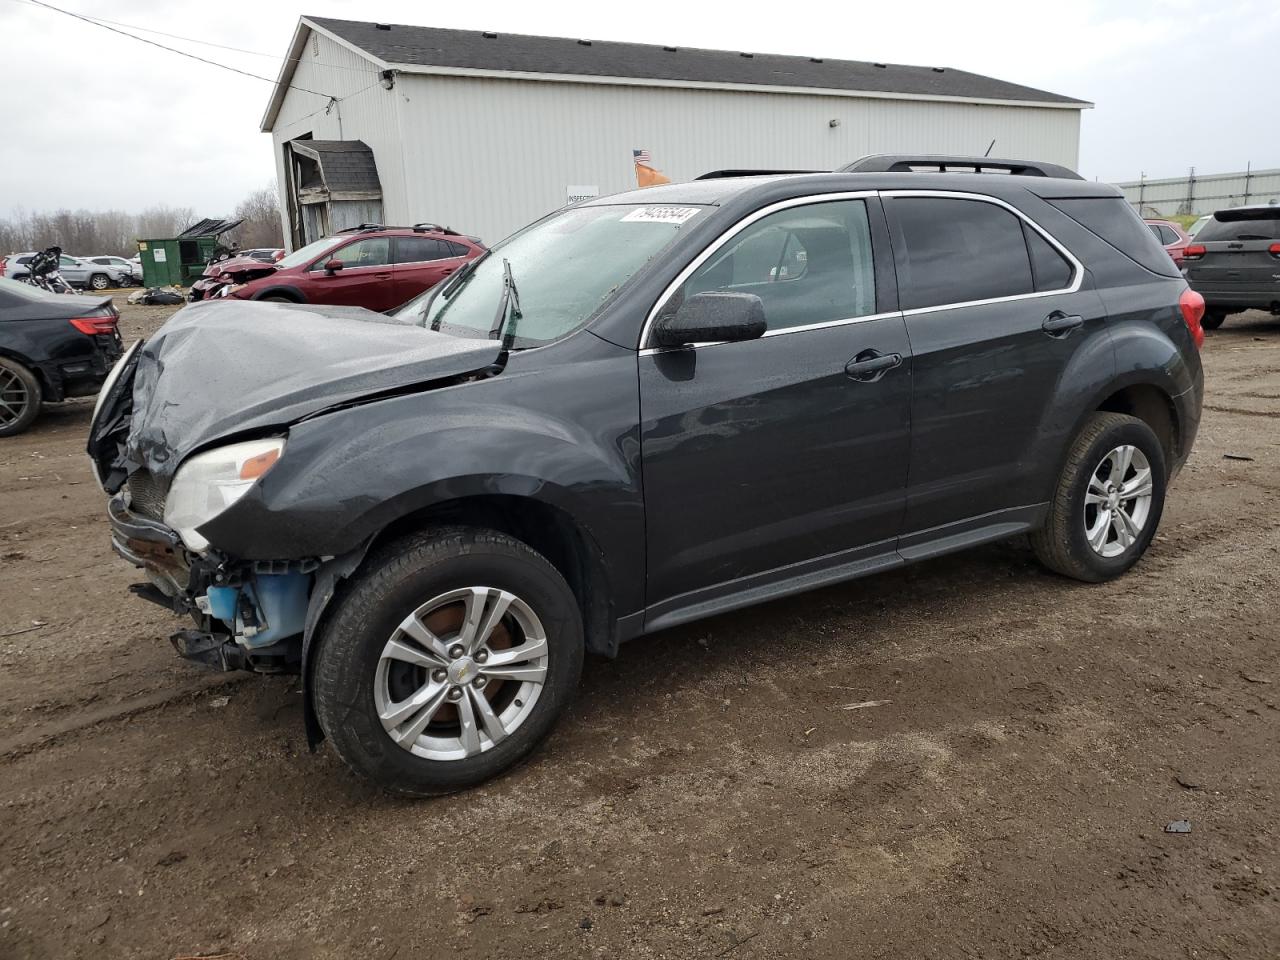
left=1, top=294, right=1277, bottom=959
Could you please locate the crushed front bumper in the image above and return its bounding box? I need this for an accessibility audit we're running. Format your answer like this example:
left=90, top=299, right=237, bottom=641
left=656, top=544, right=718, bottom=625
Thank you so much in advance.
left=107, top=493, right=310, bottom=674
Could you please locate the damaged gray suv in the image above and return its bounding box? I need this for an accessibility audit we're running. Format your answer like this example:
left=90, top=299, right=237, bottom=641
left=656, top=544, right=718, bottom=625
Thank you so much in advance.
left=90, top=155, right=1206, bottom=795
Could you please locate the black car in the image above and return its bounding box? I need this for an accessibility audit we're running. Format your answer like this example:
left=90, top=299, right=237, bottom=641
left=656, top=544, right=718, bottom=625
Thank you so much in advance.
left=0, top=277, right=122, bottom=436
left=89, top=155, right=1205, bottom=795
left=1182, top=205, right=1280, bottom=328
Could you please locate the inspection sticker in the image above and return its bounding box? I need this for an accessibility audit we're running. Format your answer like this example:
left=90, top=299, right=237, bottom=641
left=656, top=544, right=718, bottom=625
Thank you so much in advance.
left=621, top=206, right=701, bottom=225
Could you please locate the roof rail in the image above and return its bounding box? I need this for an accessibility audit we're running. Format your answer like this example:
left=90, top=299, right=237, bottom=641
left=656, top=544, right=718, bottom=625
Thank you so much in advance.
left=695, top=169, right=824, bottom=180
left=335, top=222, right=386, bottom=233
left=840, top=154, right=1083, bottom=180
left=411, top=222, right=460, bottom=235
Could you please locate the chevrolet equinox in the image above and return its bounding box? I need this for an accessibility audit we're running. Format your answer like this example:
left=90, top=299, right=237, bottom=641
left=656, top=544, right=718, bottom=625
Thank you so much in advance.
left=89, top=155, right=1206, bottom=795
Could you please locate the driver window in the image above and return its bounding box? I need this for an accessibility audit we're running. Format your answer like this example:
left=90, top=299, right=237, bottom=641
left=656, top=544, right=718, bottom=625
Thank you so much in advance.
left=671, top=199, right=876, bottom=332
left=327, top=237, right=390, bottom=269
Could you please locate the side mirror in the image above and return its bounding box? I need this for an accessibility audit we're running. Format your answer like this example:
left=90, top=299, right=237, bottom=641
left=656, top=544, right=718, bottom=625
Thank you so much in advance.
left=323, top=258, right=345, bottom=275
left=652, top=291, right=767, bottom=349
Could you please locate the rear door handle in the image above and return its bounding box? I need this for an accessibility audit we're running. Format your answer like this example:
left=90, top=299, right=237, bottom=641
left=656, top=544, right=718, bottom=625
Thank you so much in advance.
left=845, top=350, right=903, bottom=382
left=1042, top=312, right=1084, bottom=337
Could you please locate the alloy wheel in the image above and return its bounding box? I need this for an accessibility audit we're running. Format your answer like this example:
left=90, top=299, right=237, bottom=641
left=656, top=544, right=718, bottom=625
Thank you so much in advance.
left=0, top=367, right=30, bottom=428
left=374, top=586, right=549, bottom=761
left=1083, top=444, right=1153, bottom=558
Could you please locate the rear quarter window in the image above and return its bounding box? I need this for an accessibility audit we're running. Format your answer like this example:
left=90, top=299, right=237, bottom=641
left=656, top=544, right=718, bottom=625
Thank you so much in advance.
left=1048, top=198, right=1180, bottom=277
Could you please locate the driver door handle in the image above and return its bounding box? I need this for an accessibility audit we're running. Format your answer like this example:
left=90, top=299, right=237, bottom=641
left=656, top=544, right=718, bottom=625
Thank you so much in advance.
left=1042, top=312, right=1084, bottom=337
left=845, top=350, right=903, bottom=382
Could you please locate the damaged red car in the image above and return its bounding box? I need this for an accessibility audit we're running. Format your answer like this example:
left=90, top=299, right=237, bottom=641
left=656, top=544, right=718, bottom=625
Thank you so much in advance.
left=191, top=224, right=485, bottom=312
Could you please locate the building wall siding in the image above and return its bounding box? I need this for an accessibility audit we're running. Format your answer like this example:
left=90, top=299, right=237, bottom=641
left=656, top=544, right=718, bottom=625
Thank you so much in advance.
left=269, top=32, right=405, bottom=243
left=270, top=46, right=1082, bottom=246
left=394, top=74, right=1080, bottom=243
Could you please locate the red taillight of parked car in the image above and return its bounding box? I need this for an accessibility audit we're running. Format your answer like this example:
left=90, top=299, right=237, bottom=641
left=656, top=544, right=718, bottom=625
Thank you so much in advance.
left=1179, top=287, right=1205, bottom=350
left=69, top=316, right=119, bottom=335
left=1183, top=244, right=1206, bottom=261
left=1269, top=242, right=1280, bottom=258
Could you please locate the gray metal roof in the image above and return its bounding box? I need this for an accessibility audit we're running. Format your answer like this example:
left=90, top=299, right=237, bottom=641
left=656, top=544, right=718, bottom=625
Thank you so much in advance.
left=306, top=17, right=1088, bottom=107
left=290, top=139, right=382, bottom=195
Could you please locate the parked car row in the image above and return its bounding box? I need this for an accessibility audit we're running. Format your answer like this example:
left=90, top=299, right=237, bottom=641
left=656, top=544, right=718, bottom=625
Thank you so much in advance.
left=0, top=251, right=140, bottom=289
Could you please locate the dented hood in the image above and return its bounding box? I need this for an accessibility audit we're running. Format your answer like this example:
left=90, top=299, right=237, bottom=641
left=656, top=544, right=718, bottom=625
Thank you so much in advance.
left=124, top=301, right=502, bottom=480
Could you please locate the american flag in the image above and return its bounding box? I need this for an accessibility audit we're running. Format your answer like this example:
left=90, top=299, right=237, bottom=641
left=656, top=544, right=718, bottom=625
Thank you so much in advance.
left=633, top=149, right=652, bottom=164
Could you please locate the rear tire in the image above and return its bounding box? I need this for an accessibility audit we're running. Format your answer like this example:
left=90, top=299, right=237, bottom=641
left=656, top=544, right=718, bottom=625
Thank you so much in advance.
left=312, top=527, right=584, bottom=796
left=261, top=295, right=296, bottom=303
left=0, top=357, right=43, bottom=437
left=1031, top=413, right=1166, bottom=583
left=1201, top=310, right=1226, bottom=331
left=89, top=273, right=110, bottom=291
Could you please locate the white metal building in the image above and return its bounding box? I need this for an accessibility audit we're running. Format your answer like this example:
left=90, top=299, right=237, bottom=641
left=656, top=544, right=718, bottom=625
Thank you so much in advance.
left=262, top=17, right=1091, bottom=248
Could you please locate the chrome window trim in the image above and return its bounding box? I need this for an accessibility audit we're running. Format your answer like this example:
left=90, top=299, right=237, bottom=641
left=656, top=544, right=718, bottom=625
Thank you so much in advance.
left=639, top=190, right=879, bottom=350
left=639, top=188, right=1084, bottom=351
left=879, top=189, right=1083, bottom=316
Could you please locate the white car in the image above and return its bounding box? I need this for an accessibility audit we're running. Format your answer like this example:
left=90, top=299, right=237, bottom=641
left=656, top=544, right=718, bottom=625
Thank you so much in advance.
left=86, top=255, right=141, bottom=285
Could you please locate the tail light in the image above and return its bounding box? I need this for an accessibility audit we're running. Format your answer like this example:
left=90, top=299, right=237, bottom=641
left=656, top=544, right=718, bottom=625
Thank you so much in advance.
left=0, top=257, right=7, bottom=273
left=1269, top=242, right=1280, bottom=258
left=70, top=315, right=119, bottom=335
left=1179, top=287, right=1205, bottom=350
left=273, top=250, right=285, bottom=261
left=1183, top=244, right=1206, bottom=261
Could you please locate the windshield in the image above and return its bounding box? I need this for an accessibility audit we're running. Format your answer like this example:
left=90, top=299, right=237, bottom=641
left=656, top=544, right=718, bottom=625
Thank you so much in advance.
left=394, top=203, right=705, bottom=347
left=276, top=235, right=346, bottom=269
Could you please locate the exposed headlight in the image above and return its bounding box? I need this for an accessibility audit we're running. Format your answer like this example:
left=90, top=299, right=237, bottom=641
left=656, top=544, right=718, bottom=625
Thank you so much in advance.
left=164, top=437, right=285, bottom=552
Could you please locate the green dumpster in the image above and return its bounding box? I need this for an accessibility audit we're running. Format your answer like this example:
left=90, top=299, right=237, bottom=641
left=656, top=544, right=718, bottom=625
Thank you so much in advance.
left=136, top=217, right=243, bottom=288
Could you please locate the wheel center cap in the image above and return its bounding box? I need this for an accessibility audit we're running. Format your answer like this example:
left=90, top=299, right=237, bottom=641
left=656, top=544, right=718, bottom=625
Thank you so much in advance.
left=1108, top=492, right=1121, bottom=509
left=448, top=657, right=478, bottom=685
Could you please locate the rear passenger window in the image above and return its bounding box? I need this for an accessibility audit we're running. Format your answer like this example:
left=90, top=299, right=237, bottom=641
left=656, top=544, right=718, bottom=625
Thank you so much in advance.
left=394, top=237, right=449, bottom=264
left=889, top=197, right=1034, bottom=310
left=1023, top=223, right=1074, bottom=292
left=446, top=241, right=470, bottom=258
left=670, top=199, right=877, bottom=332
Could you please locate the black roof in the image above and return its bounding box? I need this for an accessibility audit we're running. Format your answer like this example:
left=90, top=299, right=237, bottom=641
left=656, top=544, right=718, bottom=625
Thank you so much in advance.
left=307, top=17, right=1088, bottom=106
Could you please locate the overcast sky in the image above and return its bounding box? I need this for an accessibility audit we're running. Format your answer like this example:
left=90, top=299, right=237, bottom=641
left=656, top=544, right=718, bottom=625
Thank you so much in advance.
left=1, top=0, right=1277, bottom=216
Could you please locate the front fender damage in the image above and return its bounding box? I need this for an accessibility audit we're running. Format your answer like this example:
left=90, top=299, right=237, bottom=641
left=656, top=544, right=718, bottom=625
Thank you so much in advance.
left=298, top=539, right=373, bottom=748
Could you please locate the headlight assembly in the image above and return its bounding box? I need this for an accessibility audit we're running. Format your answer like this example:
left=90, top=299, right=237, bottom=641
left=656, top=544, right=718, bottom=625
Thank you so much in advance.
left=163, top=437, right=285, bottom=552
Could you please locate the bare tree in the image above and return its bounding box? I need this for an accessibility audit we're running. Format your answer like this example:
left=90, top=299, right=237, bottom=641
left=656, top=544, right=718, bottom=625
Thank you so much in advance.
left=0, top=195, right=280, bottom=259
left=230, top=185, right=283, bottom=249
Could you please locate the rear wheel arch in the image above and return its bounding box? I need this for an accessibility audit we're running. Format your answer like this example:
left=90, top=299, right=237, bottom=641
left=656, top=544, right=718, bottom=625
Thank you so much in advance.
left=1095, top=383, right=1179, bottom=473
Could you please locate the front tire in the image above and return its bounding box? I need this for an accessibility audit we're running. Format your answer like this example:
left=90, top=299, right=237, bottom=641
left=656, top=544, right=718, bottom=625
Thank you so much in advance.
left=1201, top=310, right=1226, bottom=331
left=1031, top=412, right=1167, bottom=582
left=312, top=527, right=584, bottom=795
left=89, top=273, right=110, bottom=291
left=0, top=357, right=42, bottom=437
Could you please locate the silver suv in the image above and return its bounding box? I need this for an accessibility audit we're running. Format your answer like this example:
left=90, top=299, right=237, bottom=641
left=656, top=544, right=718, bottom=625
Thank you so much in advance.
left=3, top=252, right=131, bottom=290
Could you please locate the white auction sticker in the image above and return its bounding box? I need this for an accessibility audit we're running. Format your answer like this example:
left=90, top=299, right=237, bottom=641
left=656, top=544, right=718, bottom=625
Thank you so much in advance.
left=620, top=206, right=701, bottom=225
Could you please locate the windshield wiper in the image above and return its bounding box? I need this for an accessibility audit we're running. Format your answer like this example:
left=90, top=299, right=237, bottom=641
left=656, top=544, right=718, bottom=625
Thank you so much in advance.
left=420, top=248, right=491, bottom=329
left=489, top=258, right=523, bottom=349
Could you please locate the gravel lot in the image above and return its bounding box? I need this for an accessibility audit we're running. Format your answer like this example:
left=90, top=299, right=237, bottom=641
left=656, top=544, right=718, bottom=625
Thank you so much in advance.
left=1, top=295, right=1277, bottom=959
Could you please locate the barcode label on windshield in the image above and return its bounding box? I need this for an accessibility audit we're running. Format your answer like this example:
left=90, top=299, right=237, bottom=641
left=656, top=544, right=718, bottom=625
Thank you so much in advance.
left=620, top=207, right=701, bottom=225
